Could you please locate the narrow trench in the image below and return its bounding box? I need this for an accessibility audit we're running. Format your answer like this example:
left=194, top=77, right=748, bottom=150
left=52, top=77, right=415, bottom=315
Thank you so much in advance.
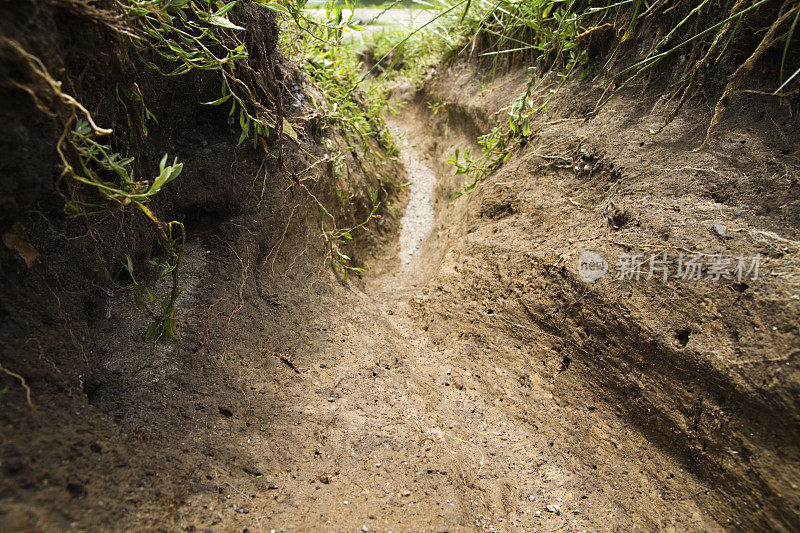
left=311, top=107, right=724, bottom=531
left=390, top=121, right=436, bottom=269
left=1, top=3, right=796, bottom=530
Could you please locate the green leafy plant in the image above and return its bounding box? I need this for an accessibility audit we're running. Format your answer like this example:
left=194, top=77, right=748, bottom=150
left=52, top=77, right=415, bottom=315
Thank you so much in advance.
left=276, top=0, right=402, bottom=279
left=53, top=0, right=286, bottom=338
left=399, top=0, right=800, bottom=193
left=115, top=0, right=281, bottom=147
left=321, top=201, right=381, bottom=282
left=58, top=119, right=183, bottom=213
left=57, top=118, right=185, bottom=340
left=123, top=252, right=184, bottom=341
left=427, top=99, right=446, bottom=115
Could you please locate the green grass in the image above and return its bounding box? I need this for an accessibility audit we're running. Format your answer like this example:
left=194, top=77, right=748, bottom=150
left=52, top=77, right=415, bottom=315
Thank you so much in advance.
left=304, top=0, right=431, bottom=7
left=14, top=0, right=401, bottom=336
left=56, top=0, right=280, bottom=340
left=359, top=0, right=800, bottom=194
left=23, top=0, right=798, bottom=335
left=280, top=0, right=402, bottom=279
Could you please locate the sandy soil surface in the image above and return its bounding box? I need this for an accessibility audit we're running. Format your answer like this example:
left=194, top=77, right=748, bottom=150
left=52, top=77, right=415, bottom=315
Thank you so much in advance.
left=1, top=6, right=798, bottom=528
left=391, top=122, right=436, bottom=267
left=388, top=63, right=800, bottom=530
left=2, top=93, right=739, bottom=532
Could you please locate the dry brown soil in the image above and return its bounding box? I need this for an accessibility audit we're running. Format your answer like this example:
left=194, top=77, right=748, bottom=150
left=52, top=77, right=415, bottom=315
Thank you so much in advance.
left=1, top=59, right=799, bottom=533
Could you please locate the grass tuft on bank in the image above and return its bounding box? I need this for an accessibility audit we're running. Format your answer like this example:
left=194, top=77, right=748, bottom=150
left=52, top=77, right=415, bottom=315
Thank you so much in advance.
left=358, top=0, right=800, bottom=193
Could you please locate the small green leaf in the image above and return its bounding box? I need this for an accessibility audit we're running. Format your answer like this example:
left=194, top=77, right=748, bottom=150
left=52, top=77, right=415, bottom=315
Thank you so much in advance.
left=145, top=322, right=160, bottom=341
left=133, top=288, right=145, bottom=311
left=208, top=15, right=245, bottom=30
left=238, top=127, right=249, bottom=146
left=74, top=119, right=91, bottom=136
left=148, top=160, right=182, bottom=195
left=214, top=1, right=237, bottom=16
left=254, top=0, right=288, bottom=13
left=164, top=318, right=177, bottom=341
left=282, top=118, right=299, bottom=143
left=202, top=93, right=232, bottom=106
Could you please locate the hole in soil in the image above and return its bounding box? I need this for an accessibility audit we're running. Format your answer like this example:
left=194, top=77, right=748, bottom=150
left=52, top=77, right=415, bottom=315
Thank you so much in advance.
left=732, top=283, right=748, bottom=293
left=82, top=377, right=103, bottom=405
left=481, top=200, right=516, bottom=219
left=675, top=329, right=691, bottom=348
left=182, top=209, right=235, bottom=233
left=606, top=210, right=629, bottom=230
left=559, top=356, right=572, bottom=372
left=710, top=191, right=730, bottom=204
left=4, top=460, right=23, bottom=476
left=66, top=482, right=86, bottom=497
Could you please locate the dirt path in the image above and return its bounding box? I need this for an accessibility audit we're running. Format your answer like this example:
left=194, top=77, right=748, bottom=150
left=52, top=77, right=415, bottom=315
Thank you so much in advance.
left=392, top=122, right=436, bottom=272
left=0, top=97, right=750, bottom=532
left=2, top=4, right=796, bottom=531
left=209, top=110, right=730, bottom=532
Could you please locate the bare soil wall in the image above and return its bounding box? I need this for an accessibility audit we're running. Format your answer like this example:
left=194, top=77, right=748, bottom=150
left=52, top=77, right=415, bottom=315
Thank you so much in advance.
left=403, top=62, right=800, bottom=530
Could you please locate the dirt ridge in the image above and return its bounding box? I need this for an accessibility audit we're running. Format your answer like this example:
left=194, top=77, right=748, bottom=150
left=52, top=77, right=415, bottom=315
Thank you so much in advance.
left=401, top=63, right=800, bottom=530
